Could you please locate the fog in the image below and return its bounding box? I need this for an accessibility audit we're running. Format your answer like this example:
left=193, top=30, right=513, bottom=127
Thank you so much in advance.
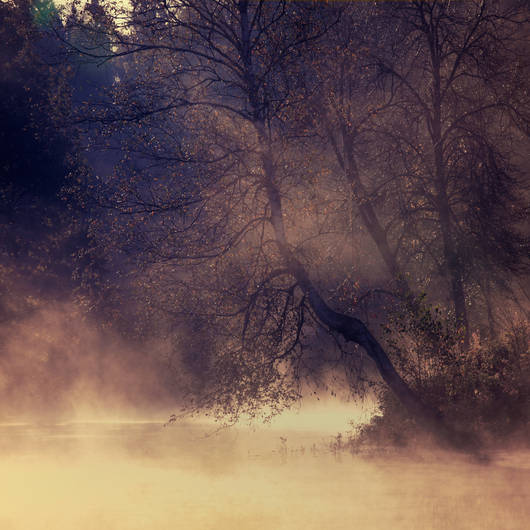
left=0, top=298, right=177, bottom=423
left=1, top=421, right=529, bottom=530
left=0, top=272, right=528, bottom=530
left=0, top=297, right=527, bottom=529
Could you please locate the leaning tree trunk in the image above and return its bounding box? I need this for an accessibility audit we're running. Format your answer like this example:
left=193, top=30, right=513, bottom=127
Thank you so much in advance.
left=260, top=142, right=478, bottom=454
left=342, top=129, right=416, bottom=304
left=328, top=120, right=413, bottom=299
left=236, top=0, right=476, bottom=452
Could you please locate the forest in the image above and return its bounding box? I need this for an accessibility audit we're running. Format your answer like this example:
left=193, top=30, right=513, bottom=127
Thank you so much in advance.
left=1, top=0, right=529, bottom=454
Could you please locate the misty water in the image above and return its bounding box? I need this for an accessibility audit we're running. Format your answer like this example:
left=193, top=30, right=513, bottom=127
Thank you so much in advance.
left=0, top=422, right=529, bottom=530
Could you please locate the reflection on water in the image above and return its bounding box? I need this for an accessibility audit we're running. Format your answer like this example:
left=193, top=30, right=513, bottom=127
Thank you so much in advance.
left=0, top=422, right=528, bottom=529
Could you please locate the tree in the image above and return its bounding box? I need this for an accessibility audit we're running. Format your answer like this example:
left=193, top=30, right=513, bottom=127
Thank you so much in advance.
left=305, top=1, right=421, bottom=322
left=370, top=0, right=529, bottom=342
left=305, top=1, right=529, bottom=345
left=60, top=0, right=528, bottom=451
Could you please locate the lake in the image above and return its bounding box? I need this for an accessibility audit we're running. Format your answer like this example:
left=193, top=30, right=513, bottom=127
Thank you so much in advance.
left=0, top=422, right=528, bottom=529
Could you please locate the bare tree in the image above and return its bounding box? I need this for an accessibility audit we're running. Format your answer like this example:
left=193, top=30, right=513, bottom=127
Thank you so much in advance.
left=370, top=0, right=529, bottom=343
left=305, top=1, right=529, bottom=346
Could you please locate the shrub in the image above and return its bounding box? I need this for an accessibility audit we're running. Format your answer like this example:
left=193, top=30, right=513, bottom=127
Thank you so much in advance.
left=357, top=305, right=530, bottom=448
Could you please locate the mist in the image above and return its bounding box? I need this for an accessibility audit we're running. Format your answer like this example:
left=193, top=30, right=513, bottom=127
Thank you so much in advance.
left=0, top=294, right=176, bottom=423
left=1, top=421, right=529, bottom=530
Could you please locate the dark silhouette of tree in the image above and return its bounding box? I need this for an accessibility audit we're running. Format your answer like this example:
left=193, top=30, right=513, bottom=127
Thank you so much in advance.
left=306, top=1, right=529, bottom=345
left=306, top=2, right=417, bottom=309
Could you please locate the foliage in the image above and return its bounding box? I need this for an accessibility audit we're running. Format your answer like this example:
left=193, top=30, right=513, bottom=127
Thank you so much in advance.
left=0, top=0, right=91, bottom=322
left=357, top=311, right=530, bottom=447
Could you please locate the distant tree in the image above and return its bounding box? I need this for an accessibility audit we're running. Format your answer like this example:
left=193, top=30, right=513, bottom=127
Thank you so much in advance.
left=307, top=1, right=529, bottom=345
left=305, top=1, right=420, bottom=327
left=0, top=0, right=89, bottom=320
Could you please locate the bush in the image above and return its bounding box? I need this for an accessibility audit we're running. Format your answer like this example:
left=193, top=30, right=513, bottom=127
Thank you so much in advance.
left=357, top=305, right=530, bottom=448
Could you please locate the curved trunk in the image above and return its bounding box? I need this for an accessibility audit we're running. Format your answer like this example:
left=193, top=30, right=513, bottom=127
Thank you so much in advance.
left=238, top=3, right=475, bottom=452
left=261, top=146, right=478, bottom=453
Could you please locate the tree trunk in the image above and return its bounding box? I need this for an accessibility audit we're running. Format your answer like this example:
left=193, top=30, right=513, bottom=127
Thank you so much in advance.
left=238, top=2, right=476, bottom=452
left=328, top=120, right=414, bottom=301
left=438, top=198, right=470, bottom=345
left=429, top=48, right=469, bottom=347
left=347, top=143, right=412, bottom=299
left=260, top=143, right=478, bottom=453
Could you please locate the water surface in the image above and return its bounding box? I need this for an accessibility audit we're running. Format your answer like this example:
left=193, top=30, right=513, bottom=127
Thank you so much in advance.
left=0, top=422, right=528, bottom=529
